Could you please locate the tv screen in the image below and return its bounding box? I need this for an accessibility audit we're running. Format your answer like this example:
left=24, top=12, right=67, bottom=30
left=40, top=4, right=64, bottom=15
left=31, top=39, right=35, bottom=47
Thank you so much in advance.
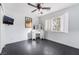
left=3, top=15, right=14, bottom=25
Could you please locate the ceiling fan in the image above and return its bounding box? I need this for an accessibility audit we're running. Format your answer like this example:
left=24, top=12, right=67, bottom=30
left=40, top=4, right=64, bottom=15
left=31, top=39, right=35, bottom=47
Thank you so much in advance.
left=27, top=3, right=51, bottom=14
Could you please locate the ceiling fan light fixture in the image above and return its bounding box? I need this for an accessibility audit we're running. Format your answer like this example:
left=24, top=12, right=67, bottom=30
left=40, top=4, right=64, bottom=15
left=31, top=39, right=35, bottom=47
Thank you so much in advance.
left=37, top=9, right=43, bottom=14
left=27, top=3, right=51, bottom=14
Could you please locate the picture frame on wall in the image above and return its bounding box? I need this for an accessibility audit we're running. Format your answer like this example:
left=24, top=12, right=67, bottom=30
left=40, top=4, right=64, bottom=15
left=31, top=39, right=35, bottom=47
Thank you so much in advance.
left=25, top=17, right=32, bottom=28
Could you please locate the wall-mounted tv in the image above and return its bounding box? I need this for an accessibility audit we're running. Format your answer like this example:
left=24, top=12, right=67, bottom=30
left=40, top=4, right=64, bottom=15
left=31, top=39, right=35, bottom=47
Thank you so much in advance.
left=3, top=15, right=14, bottom=25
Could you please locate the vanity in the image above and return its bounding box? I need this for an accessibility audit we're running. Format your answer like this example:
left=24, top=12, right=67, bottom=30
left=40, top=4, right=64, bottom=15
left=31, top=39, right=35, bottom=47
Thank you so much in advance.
left=32, top=29, right=44, bottom=40
left=31, top=24, right=44, bottom=40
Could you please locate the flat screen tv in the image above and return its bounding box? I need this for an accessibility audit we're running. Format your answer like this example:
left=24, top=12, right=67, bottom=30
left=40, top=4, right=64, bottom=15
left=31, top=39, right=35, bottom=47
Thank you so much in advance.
left=3, top=15, right=14, bottom=25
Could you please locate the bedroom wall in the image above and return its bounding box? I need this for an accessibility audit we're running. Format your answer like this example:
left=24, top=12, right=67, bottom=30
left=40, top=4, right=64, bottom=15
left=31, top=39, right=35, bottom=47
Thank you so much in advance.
left=1, top=3, right=39, bottom=46
left=4, top=3, right=39, bottom=44
left=39, top=4, right=79, bottom=49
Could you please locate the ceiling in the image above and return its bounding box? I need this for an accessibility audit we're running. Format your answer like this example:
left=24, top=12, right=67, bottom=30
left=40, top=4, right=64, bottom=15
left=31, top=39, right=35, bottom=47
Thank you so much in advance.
left=2, top=3, right=76, bottom=17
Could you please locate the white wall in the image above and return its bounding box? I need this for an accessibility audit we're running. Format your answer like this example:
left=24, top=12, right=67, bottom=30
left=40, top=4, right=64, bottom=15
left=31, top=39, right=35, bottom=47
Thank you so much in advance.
left=1, top=3, right=39, bottom=48
left=4, top=3, right=39, bottom=44
left=39, top=4, right=79, bottom=49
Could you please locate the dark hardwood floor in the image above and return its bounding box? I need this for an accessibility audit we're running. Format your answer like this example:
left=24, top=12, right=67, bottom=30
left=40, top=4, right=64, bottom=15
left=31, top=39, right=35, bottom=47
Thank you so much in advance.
left=1, top=39, right=79, bottom=55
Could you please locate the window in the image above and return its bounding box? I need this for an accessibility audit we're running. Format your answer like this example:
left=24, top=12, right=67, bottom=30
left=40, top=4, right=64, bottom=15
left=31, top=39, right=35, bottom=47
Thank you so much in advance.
left=45, top=12, right=69, bottom=33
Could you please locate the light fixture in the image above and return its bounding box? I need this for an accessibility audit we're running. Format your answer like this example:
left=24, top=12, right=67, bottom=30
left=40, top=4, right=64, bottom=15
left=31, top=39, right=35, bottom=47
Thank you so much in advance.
left=27, top=3, right=51, bottom=14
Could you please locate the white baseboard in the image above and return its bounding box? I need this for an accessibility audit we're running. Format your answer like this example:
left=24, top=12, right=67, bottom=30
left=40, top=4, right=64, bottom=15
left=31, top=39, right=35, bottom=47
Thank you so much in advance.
left=47, top=38, right=79, bottom=49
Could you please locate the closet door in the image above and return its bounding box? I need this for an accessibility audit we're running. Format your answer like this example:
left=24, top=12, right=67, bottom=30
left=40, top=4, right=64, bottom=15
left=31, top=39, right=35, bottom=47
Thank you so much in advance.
left=0, top=3, right=6, bottom=53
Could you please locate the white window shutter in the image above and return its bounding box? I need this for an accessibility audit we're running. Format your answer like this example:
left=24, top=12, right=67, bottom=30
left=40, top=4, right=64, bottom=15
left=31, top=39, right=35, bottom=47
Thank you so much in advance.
left=61, top=12, right=69, bottom=33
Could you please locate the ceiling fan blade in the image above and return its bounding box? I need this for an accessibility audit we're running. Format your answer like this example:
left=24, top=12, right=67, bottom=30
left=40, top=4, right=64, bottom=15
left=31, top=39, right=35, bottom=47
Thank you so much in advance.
left=27, top=3, right=37, bottom=8
left=32, top=9, right=37, bottom=12
left=42, top=7, right=51, bottom=10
